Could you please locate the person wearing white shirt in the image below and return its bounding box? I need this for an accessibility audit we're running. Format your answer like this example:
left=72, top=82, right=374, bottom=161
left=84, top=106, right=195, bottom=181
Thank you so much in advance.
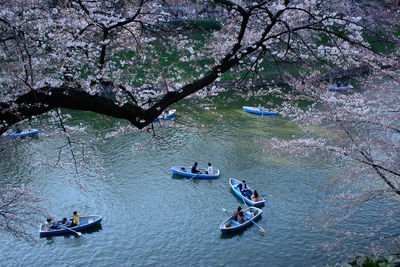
left=206, top=162, right=213, bottom=175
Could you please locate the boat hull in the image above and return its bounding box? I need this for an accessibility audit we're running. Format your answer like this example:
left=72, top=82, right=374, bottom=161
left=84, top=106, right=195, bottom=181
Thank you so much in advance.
left=171, top=167, right=220, bottom=179
left=220, top=207, right=262, bottom=233
left=154, top=109, right=176, bottom=122
left=2, top=129, right=39, bottom=138
left=243, top=106, right=278, bottom=115
left=229, top=178, right=265, bottom=206
left=39, top=215, right=102, bottom=236
left=328, top=85, right=353, bottom=91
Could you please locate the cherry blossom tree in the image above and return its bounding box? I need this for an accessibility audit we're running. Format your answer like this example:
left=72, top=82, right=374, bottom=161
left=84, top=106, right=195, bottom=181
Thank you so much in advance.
left=0, top=185, right=49, bottom=243
left=265, top=75, right=400, bottom=257
left=0, top=0, right=399, bottom=244
left=1, top=0, right=397, bottom=133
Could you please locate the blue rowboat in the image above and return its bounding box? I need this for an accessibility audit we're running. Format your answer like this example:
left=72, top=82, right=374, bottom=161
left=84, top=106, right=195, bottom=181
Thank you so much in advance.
left=171, top=167, right=220, bottom=179
left=229, top=178, right=265, bottom=206
left=243, top=106, right=278, bottom=115
left=39, top=215, right=102, bottom=236
left=328, top=84, right=353, bottom=91
left=154, top=109, right=176, bottom=122
left=220, top=207, right=262, bottom=233
left=1, top=129, right=39, bottom=138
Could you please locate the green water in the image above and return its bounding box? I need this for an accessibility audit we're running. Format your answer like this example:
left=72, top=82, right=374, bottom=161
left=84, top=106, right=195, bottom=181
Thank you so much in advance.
left=0, top=96, right=395, bottom=266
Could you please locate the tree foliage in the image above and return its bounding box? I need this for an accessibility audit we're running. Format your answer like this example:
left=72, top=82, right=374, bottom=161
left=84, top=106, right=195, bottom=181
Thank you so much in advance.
left=1, top=0, right=397, bottom=133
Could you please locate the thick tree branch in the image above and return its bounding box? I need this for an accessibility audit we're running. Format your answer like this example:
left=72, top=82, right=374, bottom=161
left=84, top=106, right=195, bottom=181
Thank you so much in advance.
left=0, top=87, right=146, bottom=133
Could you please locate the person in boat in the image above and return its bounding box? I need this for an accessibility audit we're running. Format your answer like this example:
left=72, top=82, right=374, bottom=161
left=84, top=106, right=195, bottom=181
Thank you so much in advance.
left=205, top=162, right=213, bottom=175
left=344, top=81, right=349, bottom=86
left=191, top=162, right=200, bottom=174
left=70, top=211, right=80, bottom=227
left=231, top=206, right=242, bottom=221
left=62, top=218, right=72, bottom=227
left=159, top=109, right=169, bottom=119
left=258, top=104, right=264, bottom=111
left=336, top=81, right=341, bottom=87
left=237, top=180, right=252, bottom=198
left=251, top=190, right=262, bottom=202
left=44, top=218, right=54, bottom=230
left=237, top=211, right=245, bottom=224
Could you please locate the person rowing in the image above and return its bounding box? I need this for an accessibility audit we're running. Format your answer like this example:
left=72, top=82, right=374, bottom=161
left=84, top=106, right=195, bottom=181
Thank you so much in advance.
left=191, top=162, right=200, bottom=174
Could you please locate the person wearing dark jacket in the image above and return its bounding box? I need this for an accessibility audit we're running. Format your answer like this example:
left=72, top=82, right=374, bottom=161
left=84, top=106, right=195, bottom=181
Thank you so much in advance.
left=191, top=162, right=200, bottom=173
left=237, top=180, right=252, bottom=198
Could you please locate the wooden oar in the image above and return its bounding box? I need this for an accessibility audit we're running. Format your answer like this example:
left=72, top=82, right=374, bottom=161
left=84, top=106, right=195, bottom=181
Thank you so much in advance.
left=62, top=226, right=82, bottom=237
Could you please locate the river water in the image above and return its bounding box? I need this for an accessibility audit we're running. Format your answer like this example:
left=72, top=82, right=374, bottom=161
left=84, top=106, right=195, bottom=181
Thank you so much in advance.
left=0, top=96, right=395, bottom=266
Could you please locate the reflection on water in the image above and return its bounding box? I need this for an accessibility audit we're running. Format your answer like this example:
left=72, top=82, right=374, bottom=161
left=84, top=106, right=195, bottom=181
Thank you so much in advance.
left=0, top=97, right=398, bottom=266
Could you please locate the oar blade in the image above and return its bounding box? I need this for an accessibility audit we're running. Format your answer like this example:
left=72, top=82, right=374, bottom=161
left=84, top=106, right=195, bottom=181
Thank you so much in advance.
left=62, top=226, right=82, bottom=237
left=184, top=172, right=200, bottom=183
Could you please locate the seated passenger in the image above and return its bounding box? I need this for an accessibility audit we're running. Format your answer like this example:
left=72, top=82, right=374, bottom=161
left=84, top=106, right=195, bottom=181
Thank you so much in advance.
left=237, top=180, right=252, bottom=198
left=62, top=218, right=72, bottom=227
left=70, top=211, right=80, bottom=227
left=251, top=190, right=262, bottom=202
left=205, top=162, right=213, bottom=175
left=191, top=162, right=200, bottom=174
left=237, top=211, right=245, bottom=224
left=159, top=109, right=169, bottom=119
left=44, top=218, right=53, bottom=230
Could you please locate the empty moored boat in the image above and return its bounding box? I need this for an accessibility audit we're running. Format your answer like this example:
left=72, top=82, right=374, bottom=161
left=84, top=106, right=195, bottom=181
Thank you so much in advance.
left=243, top=106, right=278, bottom=115
left=328, top=84, right=353, bottom=91
left=1, top=129, right=39, bottom=138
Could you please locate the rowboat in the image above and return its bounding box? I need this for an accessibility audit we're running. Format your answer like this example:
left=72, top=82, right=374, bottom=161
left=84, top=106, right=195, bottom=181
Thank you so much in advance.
left=1, top=129, right=39, bottom=138
left=171, top=167, right=220, bottom=179
left=39, top=215, right=102, bottom=236
left=243, top=106, right=278, bottom=115
left=220, top=207, right=262, bottom=233
left=154, top=109, right=176, bottom=122
left=229, top=178, right=265, bottom=206
left=328, top=84, right=353, bottom=91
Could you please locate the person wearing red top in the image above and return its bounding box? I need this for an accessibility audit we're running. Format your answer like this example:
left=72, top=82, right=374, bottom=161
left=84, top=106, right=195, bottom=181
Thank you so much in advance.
left=231, top=206, right=242, bottom=221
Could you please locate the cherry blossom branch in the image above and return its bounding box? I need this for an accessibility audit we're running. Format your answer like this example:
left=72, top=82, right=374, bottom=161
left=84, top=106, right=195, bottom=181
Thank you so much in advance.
left=0, top=185, right=49, bottom=243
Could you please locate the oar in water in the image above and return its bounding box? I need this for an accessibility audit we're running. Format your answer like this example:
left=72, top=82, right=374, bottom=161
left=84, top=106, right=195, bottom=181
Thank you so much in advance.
left=184, top=172, right=201, bottom=183
left=222, top=208, right=231, bottom=217
left=258, top=191, right=273, bottom=197
left=248, top=215, right=265, bottom=233
left=62, top=226, right=82, bottom=237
